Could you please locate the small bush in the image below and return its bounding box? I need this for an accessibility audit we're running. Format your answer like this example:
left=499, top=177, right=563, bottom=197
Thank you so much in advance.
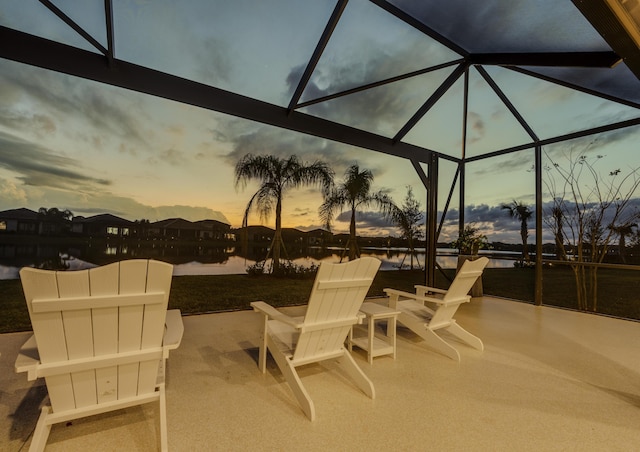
left=273, top=261, right=319, bottom=279
left=246, top=261, right=267, bottom=276
left=247, top=260, right=319, bottom=278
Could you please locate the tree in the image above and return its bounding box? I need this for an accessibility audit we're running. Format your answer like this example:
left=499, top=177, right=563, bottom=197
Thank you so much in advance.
left=501, top=200, right=533, bottom=265
left=388, top=186, right=424, bottom=269
left=548, top=205, right=568, bottom=261
left=608, top=221, right=637, bottom=264
left=37, top=207, right=73, bottom=235
left=319, top=164, right=397, bottom=261
left=235, top=154, right=333, bottom=273
left=134, top=219, right=151, bottom=239
left=451, top=225, right=488, bottom=255
left=544, top=149, right=640, bottom=311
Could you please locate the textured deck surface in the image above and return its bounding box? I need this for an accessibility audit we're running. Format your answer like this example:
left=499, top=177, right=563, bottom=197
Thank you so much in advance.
left=2, top=297, right=640, bottom=451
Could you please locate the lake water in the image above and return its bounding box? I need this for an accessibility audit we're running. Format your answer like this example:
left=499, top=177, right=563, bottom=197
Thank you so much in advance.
left=0, top=243, right=519, bottom=280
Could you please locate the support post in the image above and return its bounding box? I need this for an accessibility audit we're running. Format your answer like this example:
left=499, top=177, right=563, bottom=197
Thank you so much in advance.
left=535, top=144, right=543, bottom=306
left=426, top=153, right=439, bottom=287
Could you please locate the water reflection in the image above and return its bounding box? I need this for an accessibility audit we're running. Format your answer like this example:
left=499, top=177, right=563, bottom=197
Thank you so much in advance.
left=0, top=239, right=517, bottom=280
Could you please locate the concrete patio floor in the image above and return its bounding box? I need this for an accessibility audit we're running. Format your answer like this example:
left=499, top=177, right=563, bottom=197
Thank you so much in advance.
left=2, top=296, right=640, bottom=451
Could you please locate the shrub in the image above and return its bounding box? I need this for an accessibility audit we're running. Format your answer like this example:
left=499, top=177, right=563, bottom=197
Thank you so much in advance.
left=246, top=261, right=267, bottom=276
left=247, top=260, right=319, bottom=278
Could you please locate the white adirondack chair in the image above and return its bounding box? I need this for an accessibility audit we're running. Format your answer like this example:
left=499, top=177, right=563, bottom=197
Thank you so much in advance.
left=251, top=257, right=381, bottom=421
left=15, top=259, right=183, bottom=452
left=384, top=256, right=488, bottom=362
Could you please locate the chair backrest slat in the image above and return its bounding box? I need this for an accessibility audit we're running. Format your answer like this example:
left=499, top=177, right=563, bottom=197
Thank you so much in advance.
left=32, top=292, right=165, bottom=313
left=89, top=262, right=121, bottom=404
left=138, top=260, right=173, bottom=392
left=56, top=269, right=97, bottom=408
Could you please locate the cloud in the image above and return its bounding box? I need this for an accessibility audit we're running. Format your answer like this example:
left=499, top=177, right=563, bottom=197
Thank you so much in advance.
left=527, top=66, right=640, bottom=105
left=471, top=151, right=535, bottom=176
left=467, top=111, right=485, bottom=144
left=80, top=90, right=149, bottom=145
left=439, top=202, right=538, bottom=242
left=0, top=131, right=111, bottom=189
left=394, top=0, right=601, bottom=53
left=222, top=119, right=374, bottom=175
left=290, top=207, right=311, bottom=218
left=154, top=148, right=185, bottom=166
left=0, top=178, right=27, bottom=204
left=287, top=38, right=455, bottom=138
left=439, top=195, right=640, bottom=244
left=67, top=196, right=230, bottom=224
left=336, top=210, right=395, bottom=229
left=0, top=178, right=230, bottom=225
left=194, top=36, right=233, bottom=85
left=0, top=62, right=152, bottom=150
left=0, top=107, right=57, bottom=140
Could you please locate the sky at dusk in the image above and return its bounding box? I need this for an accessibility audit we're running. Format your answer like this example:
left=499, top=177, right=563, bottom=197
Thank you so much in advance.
left=1, top=0, right=640, bottom=244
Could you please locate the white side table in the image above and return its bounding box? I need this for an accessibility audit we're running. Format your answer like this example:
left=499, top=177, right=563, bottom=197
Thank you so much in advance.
left=348, top=302, right=401, bottom=364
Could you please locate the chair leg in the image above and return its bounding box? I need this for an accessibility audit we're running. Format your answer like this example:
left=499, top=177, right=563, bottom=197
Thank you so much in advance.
left=446, top=321, right=484, bottom=351
left=336, top=351, right=375, bottom=399
left=29, top=406, right=52, bottom=452
left=158, top=384, right=168, bottom=452
left=420, top=328, right=461, bottom=362
left=267, top=338, right=315, bottom=421
left=258, top=316, right=268, bottom=373
left=398, top=314, right=461, bottom=362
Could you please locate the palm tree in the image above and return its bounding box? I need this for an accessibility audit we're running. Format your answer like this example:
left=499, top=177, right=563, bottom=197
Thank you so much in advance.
left=319, top=164, right=397, bottom=261
left=235, top=154, right=333, bottom=273
left=501, top=200, right=533, bottom=265
left=608, top=221, right=637, bottom=263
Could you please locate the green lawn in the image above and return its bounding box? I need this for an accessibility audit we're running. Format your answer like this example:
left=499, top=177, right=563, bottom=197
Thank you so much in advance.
left=2, top=267, right=639, bottom=334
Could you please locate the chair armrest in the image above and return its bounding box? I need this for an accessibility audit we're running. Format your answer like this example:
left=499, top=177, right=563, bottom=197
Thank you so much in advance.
left=250, top=301, right=304, bottom=329
left=414, top=285, right=447, bottom=295
left=383, top=288, right=449, bottom=306
left=15, top=335, right=41, bottom=381
left=163, top=309, right=184, bottom=351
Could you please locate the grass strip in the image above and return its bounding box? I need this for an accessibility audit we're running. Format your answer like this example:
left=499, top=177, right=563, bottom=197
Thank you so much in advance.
left=2, top=267, right=638, bottom=334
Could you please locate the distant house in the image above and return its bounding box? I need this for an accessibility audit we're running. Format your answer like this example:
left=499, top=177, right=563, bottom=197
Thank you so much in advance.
left=281, top=227, right=307, bottom=245
left=233, top=225, right=273, bottom=243
left=0, top=208, right=234, bottom=242
left=305, top=228, right=332, bottom=246
left=0, top=208, right=39, bottom=234
left=71, top=214, right=134, bottom=237
left=149, top=218, right=199, bottom=240
left=149, top=218, right=231, bottom=241
left=233, top=226, right=331, bottom=246
left=194, top=219, right=233, bottom=240
left=333, top=233, right=350, bottom=246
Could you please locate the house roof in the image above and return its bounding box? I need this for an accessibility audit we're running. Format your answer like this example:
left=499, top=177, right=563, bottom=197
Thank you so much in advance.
left=151, top=218, right=201, bottom=230
left=72, top=213, right=132, bottom=225
left=193, top=219, right=231, bottom=229
left=0, top=208, right=38, bottom=220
